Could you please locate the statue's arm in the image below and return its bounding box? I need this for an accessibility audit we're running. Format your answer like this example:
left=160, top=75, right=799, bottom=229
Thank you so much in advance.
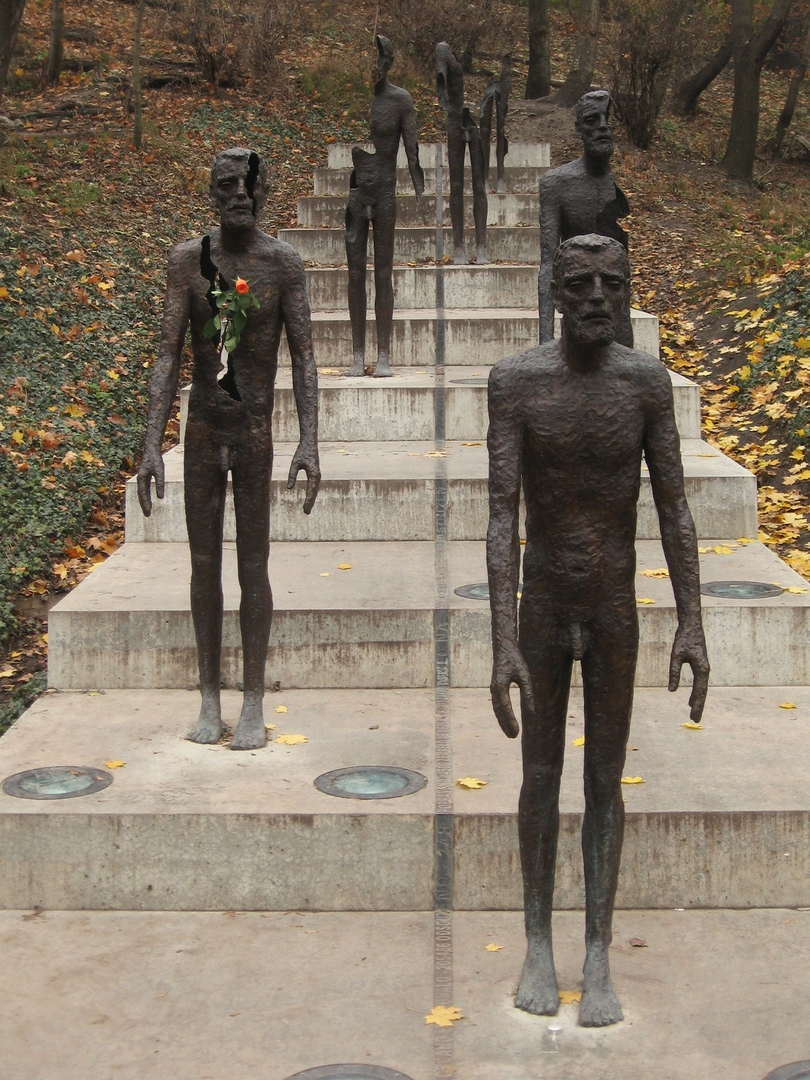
left=643, top=365, right=709, bottom=720
left=280, top=251, right=320, bottom=514
left=401, top=98, right=425, bottom=199
left=137, top=244, right=191, bottom=516
left=538, top=175, right=561, bottom=343
left=486, top=365, right=535, bottom=737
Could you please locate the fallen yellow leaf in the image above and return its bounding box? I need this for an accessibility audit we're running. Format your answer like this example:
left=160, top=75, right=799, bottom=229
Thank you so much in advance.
left=462, top=441, right=482, bottom=446
left=425, top=1005, right=464, bottom=1027
left=337, top=563, right=352, bottom=570
left=640, top=568, right=669, bottom=578
left=621, top=776, right=645, bottom=785
left=637, top=597, right=655, bottom=605
left=104, top=760, right=126, bottom=769
left=456, top=776, right=487, bottom=789
left=714, top=545, right=734, bottom=555
left=276, top=705, right=288, bottom=713
left=275, top=733, right=308, bottom=745
left=320, top=572, right=330, bottom=577
left=682, top=722, right=703, bottom=730
left=264, top=723, right=277, bottom=731
left=572, top=736, right=585, bottom=747
left=736, top=538, right=757, bottom=545
left=0, top=668, right=15, bottom=679
left=558, top=990, right=582, bottom=1004
left=485, top=943, right=503, bottom=952
left=779, top=703, right=797, bottom=710
left=425, top=451, right=446, bottom=458
left=784, top=586, right=808, bottom=594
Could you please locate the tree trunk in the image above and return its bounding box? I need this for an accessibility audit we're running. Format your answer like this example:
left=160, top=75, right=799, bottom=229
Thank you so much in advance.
left=0, top=0, right=26, bottom=104
left=552, top=0, right=600, bottom=107
left=43, top=0, right=64, bottom=85
left=721, top=0, right=795, bottom=181
left=133, top=0, right=146, bottom=149
left=525, top=0, right=551, bottom=98
left=671, top=34, right=733, bottom=116
left=772, top=16, right=810, bottom=152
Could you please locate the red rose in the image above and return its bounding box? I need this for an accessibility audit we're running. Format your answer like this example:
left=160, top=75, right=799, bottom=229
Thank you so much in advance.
left=235, top=277, right=249, bottom=295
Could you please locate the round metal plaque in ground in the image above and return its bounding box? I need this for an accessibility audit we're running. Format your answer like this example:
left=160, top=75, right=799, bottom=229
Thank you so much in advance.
left=2, top=766, right=113, bottom=800
left=762, top=1063, right=810, bottom=1080
left=314, top=765, right=426, bottom=801
left=286, top=1065, right=413, bottom=1079
left=454, top=581, right=490, bottom=600
left=449, top=377, right=488, bottom=385
left=701, top=580, right=784, bottom=600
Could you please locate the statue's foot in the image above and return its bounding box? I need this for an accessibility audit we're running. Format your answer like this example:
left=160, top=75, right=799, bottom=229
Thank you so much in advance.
left=580, top=950, right=623, bottom=1027
left=230, top=700, right=266, bottom=750
left=186, top=702, right=222, bottom=745
left=475, top=247, right=489, bottom=265
left=515, top=939, right=559, bottom=1016
left=452, top=247, right=468, bottom=265
left=348, top=355, right=366, bottom=377
left=373, top=356, right=393, bottom=378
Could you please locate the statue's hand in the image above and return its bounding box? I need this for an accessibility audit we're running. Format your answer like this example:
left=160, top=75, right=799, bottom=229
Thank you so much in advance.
left=136, top=447, right=165, bottom=517
left=287, top=444, right=321, bottom=515
left=490, top=642, right=535, bottom=739
left=668, top=622, right=710, bottom=722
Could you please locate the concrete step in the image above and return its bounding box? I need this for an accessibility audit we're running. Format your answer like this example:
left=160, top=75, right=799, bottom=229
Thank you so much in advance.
left=47, top=540, right=810, bottom=690
left=280, top=225, right=540, bottom=265
left=326, top=140, right=551, bottom=170
left=314, top=163, right=547, bottom=196
left=298, top=192, right=539, bottom=228
left=178, top=365, right=701, bottom=445
left=303, top=263, right=540, bottom=310
left=1, top=686, right=809, bottom=911
left=0, top=907, right=807, bottom=1080
left=278, top=306, right=661, bottom=366
left=125, top=440, right=756, bottom=545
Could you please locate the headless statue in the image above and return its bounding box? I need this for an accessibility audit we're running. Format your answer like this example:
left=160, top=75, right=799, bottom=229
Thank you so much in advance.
left=480, top=55, right=512, bottom=193
left=488, top=235, right=709, bottom=1026
left=539, top=91, right=632, bottom=347
left=436, top=41, right=488, bottom=265
left=346, top=34, right=424, bottom=378
left=138, top=148, right=320, bottom=750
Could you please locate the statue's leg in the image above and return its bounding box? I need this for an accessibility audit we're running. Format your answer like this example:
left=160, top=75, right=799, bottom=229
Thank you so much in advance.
left=345, top=203, right=370, bottom=376
left=371, top=199, right=396, bottom=378
left=183, top=420, right=228, bottom=744
left=447, top=129, right=466, bottom=264
left=578, top=600, right=638, bottom=1026
left=467, top=127, right=488, bottom=264
left=479, top=95, right=493, bottom=186
left=515, top=600, right=572, bottom=1015
left=495, top=100, right=508, bottom=193
left=228, top=436, right=273, bottom=751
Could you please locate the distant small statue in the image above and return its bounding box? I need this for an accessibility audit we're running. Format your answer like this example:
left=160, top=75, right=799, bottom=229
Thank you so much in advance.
left=346, top=34, right=424, bottom=378
left=487, top=235, right=708, bottom=1026
left=538, top=90, right=632, bottom=346
left=436, top=41, right=488, bottom=264
left=138, top=147, right=320, bottom=750
left=480, top=55, right=512, bottom=193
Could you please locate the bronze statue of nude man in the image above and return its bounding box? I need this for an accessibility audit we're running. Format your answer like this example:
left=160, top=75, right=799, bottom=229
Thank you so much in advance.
left=487, top=234, right=709, bottom=1026
left=346, top=34, right=424, bottom=378
left=137, top=147, right=320, bottom=751
left=539, top=91, right=632, bottom=347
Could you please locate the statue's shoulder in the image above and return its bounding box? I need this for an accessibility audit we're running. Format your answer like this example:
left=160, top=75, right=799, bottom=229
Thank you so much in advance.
left=385, top=81, right=416, bottom=107
left=614, top=344, right=671, bottom=396
left=490, top=346, right=549, bottom=393
left=257, top=232, right=305, bottom=270
left=169, top=235, right=206, bottom=264
left=541, top=158, right=583, bottom=190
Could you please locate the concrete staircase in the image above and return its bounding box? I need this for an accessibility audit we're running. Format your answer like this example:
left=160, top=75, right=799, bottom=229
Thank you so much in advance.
left=1, top=141, right=809, bottom=1080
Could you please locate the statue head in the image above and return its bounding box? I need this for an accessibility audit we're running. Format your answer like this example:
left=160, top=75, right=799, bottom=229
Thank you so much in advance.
left=552, top=234, right=629, bottom=349
left=575, top=90, right=613, bottom=162
left=210, top=147, right=268, bottom=231
left=375, top=34, right=394, bottom=83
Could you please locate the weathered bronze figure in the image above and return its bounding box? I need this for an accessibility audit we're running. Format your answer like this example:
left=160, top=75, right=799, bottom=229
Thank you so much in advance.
left=480, top=55, right=512, bottom=193
left=487, top=235, right=708, bottom=1026
left=538, top=91, right=632, bottom=346
left=346, top=34, right=424, bottom=378
left=436, top=41, right=488, bottom=264
left=138, top=147, right=320, bottom=750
